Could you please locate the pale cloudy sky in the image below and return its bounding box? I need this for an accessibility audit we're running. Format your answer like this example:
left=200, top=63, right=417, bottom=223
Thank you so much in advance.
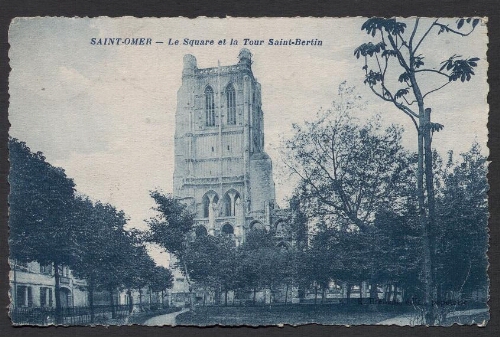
left=8, top=18, right=489, bottom=263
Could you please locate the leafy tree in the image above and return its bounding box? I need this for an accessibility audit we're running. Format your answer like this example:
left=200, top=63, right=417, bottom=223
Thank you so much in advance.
left=306, top=225, right=377, bottom=304
left=373, top=207, right=423, bottom=302
left=216, top=238, right=240, bottom=306
left=273, top=247, right=298, bottom=305
left=434, top=143, right=488, bottom=303
left=122, top=241, right=157, bottom=310
left=146, top=191, right=196, bottom=307
left=183, top=235, right=220, bottom=294
left=283, top=83, right=413, bottom=232
left=72, top=199, right=146, bottom=319
left=148, top=266, right=174, bottom=293
left=302, top=226, right=339, bottom=304
left=148, top=266, right=174, bottom=308
left=288, top=195, right=309, bottom=251
left=283, top=85, right=419, bottom=306
left=238, top=230, right=274, bottom=304
left=9, top=138, right=76, bottom=323
left=71, top=194, right=165, bottom=319
left=90, top=213, right=137, bottom=318
left=354, top=18, right=481, bottom=323
left=70, top=196, right=102, bottom=322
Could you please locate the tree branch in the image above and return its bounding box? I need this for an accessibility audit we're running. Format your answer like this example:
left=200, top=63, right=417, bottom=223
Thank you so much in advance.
left=368, top=84, right=391, bottom=102
left=386, top=33, right=412, bottom=73
left=433, top=22, right=476, bottom=37
left=409, top=18, right=420, bottom=49
left=415, top=68, right=451, bottom=78
left=414, top=19, right=438, bottom=53
left=422, top=81, right=451, bottom=100
left=402, top=95, right=417, bottom=106
left=367, top=81, right=418, bottom=130
left=397, top=32, right=410, bottom=50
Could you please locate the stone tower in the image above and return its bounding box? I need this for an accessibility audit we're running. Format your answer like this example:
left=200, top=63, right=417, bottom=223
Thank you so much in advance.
left=173, top=49, right=276, bottom=244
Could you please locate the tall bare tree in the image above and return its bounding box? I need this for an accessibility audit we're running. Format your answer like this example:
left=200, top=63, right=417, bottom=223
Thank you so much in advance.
left=354, top=17, right=481, bottom=323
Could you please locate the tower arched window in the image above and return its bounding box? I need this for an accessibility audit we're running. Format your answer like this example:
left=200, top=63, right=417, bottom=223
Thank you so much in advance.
left=205, top=86, right=215, bottom=127
left=226, top=83, right=236, bottom=125
left=222, top=189, right=241, bottom=217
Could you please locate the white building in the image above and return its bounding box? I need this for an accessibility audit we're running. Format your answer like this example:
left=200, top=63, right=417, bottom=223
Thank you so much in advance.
left=9, top=260, right=87, bottom=309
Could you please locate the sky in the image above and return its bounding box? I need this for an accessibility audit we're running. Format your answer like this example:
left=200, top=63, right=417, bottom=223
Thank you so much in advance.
left=8, top=17, right=489, bottom=265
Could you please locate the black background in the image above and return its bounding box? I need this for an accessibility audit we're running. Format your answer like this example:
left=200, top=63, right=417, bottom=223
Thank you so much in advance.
left=0, top=1, right=498, bottom=336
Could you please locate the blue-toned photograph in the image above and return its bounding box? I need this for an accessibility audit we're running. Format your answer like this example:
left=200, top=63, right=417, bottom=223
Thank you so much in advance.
left=7, top=17, right=489, bottom=326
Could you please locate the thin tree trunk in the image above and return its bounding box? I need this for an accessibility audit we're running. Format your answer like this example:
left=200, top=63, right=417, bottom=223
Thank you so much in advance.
left=314, top=284, right=318, bottom=305
left=109, top=286, right=116, bottom=319
left=215, top=286, right=220, bottom=306
left=128, top=289, right=133, bottom=313
left=409, top=72, right=435, bottom=323
left=359, top=282, right=363, bottom=303
left=53, top=262, right=62, bottom=324
left=285, top=284, right=289, bottom=305
left=180, top=260, right=194, bottom=309
left=225, top=289, right=228, bottom=306
left=370, top=281, right=377, bottom=300
left=424, top=108, right=437, bottom=322
left=346, top=284, right=351, bottom=304
left=89, top=278, right=95, bottom=323
left=203, top=287, right=206, bottom=307
left=420, top=108, right=436, bottom=324
left=269, top=286, right=273, bottom=308
left=253, top=287, right=257, bottom=305
left=139, top=288, right=143, bottom=309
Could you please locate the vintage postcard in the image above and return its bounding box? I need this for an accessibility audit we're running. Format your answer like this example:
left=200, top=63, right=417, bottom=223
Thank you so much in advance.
left=8, top=17, right=489, bottom=326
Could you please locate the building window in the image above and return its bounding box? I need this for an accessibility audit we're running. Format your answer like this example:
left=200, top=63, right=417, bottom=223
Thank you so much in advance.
left=40, top=287, right=46, bottom=307
left=16, top=286, right=33, bottom=307
left=202, top=192, right=219, bottom=218
left=40, top=263, right=52, bottom=275
left=222, top=190, right=241, bottom=217
left=226, top=83, right=236, bottom=125
left=205, top=86, right=215, bottom=127
left=250, top=221, right=265, bottom=231
left=40, top=287, right=52, bottom=307
left=221, top=223, right=234, bottom=235
left=16, top=260, right=28, bottom=271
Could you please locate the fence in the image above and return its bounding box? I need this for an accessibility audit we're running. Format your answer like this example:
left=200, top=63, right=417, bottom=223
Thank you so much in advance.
left=10, top=304, right=133, bottom=325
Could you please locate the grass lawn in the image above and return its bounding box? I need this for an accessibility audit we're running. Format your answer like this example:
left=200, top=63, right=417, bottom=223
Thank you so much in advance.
left=176, top=303, right=412, bottom=326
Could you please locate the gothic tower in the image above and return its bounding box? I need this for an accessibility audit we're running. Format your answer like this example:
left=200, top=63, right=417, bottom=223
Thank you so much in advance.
left=173, top=49, right=276, bottom=244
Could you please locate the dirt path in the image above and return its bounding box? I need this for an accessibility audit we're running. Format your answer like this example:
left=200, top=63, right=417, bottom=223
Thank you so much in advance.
left=144, top=308, right=189, bottom=326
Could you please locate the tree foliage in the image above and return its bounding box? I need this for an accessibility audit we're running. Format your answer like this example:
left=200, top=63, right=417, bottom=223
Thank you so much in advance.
left=283, top=83, right=414, bottom=233
left=9, top=138, right=76, bottom=266
left=9, top=138, right=77, bottom=322
left=9, top=138, right=173, bottom=321
left=354, top=17, right=482, bottom=323
left=147, top=191, right=195, bottom=258
left=434, top=143, right=488, bottom=298
left=354, top=18, right=481, bottom=121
